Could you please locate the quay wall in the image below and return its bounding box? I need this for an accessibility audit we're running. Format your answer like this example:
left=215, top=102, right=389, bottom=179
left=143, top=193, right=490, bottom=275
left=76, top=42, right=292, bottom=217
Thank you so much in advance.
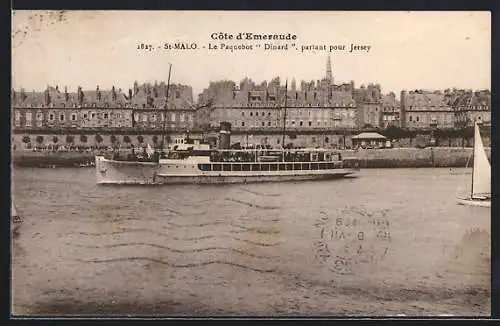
left=12, top=147, right=491, bottom=169
left=12, top=151, right=95, bottom=167
left=339, top=147, right=491, bottom=169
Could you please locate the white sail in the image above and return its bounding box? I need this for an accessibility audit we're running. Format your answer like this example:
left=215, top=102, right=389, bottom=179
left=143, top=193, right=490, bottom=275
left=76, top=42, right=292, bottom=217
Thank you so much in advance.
left=472, top=123, right=491, bottom=198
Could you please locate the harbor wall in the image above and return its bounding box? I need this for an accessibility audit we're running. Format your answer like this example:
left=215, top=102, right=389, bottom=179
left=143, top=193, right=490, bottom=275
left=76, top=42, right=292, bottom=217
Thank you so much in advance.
left=12, top=151, right=95, bottom=167
left=339, top=147, right=491, bottom=169
left=12, top=147, right=490, bottom=169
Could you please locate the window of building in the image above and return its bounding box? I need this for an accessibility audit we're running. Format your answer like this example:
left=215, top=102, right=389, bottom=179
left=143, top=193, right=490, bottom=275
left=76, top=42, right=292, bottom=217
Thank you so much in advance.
left=142, top=114, right=147, bottom=122
left=180, top=113, right=185, bottom=122
left=409, top=116, right=412, bottom=121
left=261, top=121, right=265, bottom=127
left=241, top=121, right=245, bottom=127
left=104, top=113, right=109, bottom=119
left=416, top=116, right=419, bottom=122
left=49, top=114, right=54, bottom=121
left=60, top=114, right=65, bottom=121
left=71, top=113, right=77, bottom=121
left=242, top=112, right=245, bottom=116
left=291, top=121, right=295, bottom=125
left=299, top=121, right=303, bottom=126
left=25, top=112, right=32, bottom=127
left=91, top=113, right=95, bottom=119
left=308, top=121, right=312, bottom=126
left=267, top=121, right=271, bottom=126
left=171, top=113, right=175, bottom=121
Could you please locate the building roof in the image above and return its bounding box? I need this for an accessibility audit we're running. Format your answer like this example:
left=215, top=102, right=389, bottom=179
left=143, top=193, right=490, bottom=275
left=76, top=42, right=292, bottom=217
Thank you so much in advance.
left=352, top=132, right=387, bottom=140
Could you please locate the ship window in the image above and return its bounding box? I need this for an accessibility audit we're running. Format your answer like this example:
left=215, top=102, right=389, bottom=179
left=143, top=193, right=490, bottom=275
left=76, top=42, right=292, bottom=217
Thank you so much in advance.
left=327, top=163, right=335, bottom=169
left=270, top=164, right=278, bottom=171
left=319, top=163, right=326, bottom=169
left=279, top=163, right=286, bottom=171
left=311, top=163, right=319, bottom=170
left=233, top=164, right=241, bottom=171
left=294, top=163, right=301, bottom=170
left=222, top=164, right=231, bottom=171
left=213, top=164, right=221, bottom=171
left=242, top=164, right=250, bottom=171
left=261, top=164, right=270, bottom=171
left=286, top=163, right=293, bottom=170
left=302, top=163, right=309, bottom=170
left=251, top=164, right=260, bottom=171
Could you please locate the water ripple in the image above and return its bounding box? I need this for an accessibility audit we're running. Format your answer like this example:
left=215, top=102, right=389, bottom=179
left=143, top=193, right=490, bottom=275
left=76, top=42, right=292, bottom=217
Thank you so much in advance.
left=239, top=187, right=281, bottom=197
left=68, top=229, right=282, bottom=247
left=224, top=197, right=280, bottom=210
left=66, top=242, right=277, bottom=259
left=76, top=257, right=277, bottom=273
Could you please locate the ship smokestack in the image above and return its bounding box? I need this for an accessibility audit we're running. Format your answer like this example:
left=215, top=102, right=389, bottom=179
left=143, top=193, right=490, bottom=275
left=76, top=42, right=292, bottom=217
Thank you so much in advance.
left=218, top=121, right=231, bottom=149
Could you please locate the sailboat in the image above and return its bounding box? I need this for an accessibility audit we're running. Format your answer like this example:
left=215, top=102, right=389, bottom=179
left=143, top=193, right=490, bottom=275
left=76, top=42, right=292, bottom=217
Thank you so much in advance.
left=457, top=122, right=491, bottom=207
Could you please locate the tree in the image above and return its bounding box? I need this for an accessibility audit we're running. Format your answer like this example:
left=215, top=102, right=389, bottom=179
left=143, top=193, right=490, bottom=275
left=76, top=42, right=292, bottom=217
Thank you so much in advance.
left=36, top=136, right=44, bottom=144
left=52, top=136, right=59, bottom=143
left=80, top=135, right=88, bottom=143
left=95, top=134, right=103, bottom=144
left=66, top=135, right=74, bottom=144
left=22, top=135, right=31, bottom=144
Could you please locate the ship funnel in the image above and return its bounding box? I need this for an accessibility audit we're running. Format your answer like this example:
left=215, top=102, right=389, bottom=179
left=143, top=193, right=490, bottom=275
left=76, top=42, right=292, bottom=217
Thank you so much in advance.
left=218, top=121, right=232, bottom=149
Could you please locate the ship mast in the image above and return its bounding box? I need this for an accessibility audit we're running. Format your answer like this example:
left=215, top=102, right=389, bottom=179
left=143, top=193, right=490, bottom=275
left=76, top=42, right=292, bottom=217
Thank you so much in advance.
left=160, top=64, right=173, bottom=153
left=281, top=79, right=288, bottom=148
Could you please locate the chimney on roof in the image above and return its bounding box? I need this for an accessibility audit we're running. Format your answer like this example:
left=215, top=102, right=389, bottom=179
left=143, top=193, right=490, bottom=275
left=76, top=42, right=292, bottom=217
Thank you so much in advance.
left=128, top=88, right=132, bottom=100
left=97, top=85, right=101, bottom=101
left=12, top=89, right=16, bottom=101
left=111, top=86, right=116, bottom=101
left=55, top=85, right=59, bottom=92
left=45, top=87, right=51, bottom=106
left=20, top=88, right=26, bottom=101
left=78, top=86, right=84, bottom=104
left=64, top=86, right=69, bottom=102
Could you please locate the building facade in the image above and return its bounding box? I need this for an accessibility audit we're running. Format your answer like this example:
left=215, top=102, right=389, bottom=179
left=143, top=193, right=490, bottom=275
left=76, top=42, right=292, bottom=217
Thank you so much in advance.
left=196, top=56, right=359, bottom=137
left=400, top=89, right=491, bottom=130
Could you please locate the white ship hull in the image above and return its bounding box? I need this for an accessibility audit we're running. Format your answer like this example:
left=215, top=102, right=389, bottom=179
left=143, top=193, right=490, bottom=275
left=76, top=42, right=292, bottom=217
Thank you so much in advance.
left=456, top=197, right=491, bottom=207
left=95, top=156, right=357, bottom=185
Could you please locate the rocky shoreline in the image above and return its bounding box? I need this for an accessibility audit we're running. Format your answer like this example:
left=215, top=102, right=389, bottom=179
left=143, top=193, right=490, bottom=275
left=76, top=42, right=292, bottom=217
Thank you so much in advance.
left=12, top=147, right=489, bottom=169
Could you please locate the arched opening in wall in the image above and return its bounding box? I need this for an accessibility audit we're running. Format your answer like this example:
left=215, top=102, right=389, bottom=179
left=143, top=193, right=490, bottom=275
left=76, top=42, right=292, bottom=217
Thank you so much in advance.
left=325, top=137, right=329, bottom=143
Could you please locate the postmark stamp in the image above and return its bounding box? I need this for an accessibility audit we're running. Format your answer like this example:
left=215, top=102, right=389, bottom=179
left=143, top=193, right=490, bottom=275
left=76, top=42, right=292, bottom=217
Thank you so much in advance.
left=313, top=207, right=391, bottom=275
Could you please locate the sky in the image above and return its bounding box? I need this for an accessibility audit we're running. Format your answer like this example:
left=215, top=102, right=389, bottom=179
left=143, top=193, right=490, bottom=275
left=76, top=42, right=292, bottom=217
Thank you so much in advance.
left=12, top=11, right=491, bottom=98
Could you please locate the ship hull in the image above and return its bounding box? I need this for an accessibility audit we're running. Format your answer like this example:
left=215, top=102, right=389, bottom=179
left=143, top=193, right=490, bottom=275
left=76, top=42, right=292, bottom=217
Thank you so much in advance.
left=95, top=156, right=356, bottom=185
left=456, top=197, right=491, bottom=207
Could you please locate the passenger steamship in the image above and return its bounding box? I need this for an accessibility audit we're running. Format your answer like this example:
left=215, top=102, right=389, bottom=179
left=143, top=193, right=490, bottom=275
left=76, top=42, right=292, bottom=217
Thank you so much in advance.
left=94, top=64, right=360, bottom=185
